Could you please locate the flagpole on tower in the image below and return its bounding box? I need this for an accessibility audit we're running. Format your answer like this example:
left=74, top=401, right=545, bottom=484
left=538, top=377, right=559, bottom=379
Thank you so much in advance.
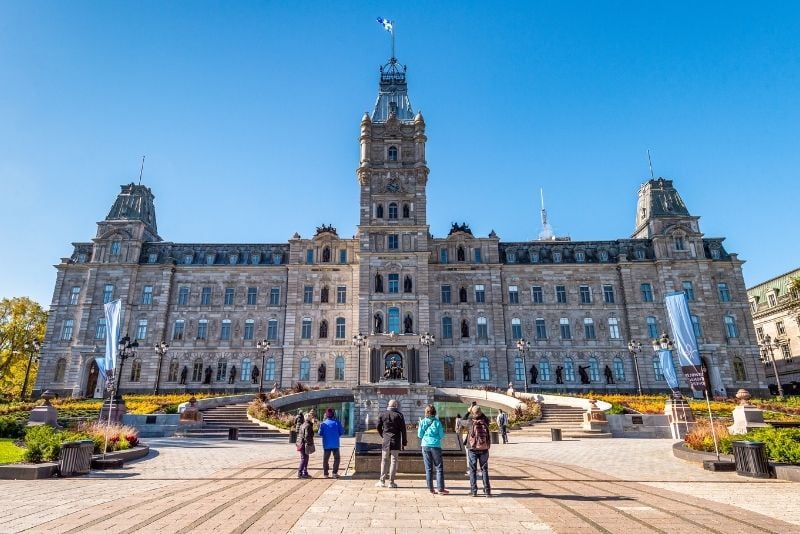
left=391, top=22, right=395, bottom=60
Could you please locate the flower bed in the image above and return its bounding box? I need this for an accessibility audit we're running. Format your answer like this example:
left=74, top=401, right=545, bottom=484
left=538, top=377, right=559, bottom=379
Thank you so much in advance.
left=684, top=420, right=800, bottom=464
left=247, top=398, right=294, bottom=430
left=21, top=422, right=140, bottom=463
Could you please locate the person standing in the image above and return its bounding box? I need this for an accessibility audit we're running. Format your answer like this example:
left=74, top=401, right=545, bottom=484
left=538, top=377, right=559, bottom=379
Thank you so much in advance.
left=497, top=409, right=509, bottom=444
left=318, top=408, right=344, bottom=479
left=296, top=412, right=316, bottom=479
left=376, top=399, right=407, bottom=488
left=467, top=405, right=492, bottom=497
left=291, top=408, right=304, bottom=444
left=417, top=404, right=448, bottom=495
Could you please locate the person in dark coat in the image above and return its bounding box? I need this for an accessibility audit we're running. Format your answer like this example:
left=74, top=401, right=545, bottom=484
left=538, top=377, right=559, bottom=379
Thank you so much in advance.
left=295, top=412, right=316, bottom=478
left=375, top=399, right=407, bottom=488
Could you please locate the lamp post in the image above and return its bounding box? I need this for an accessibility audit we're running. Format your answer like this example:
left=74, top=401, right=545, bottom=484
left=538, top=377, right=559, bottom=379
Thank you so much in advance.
left=516, top=338, right=530, bottom=392
left=153, top=340, right=169, bottom=395
left=760, top=334, right=785, bottom=400
left=19, top=340, right=41, bottom=400
left=352, top=333, right=367, bottom=386
left=257, top=339, right=271, bottom=394
left=116, top=336, right=138, bottom=400
left=420, top=332, right=435, bottom=385
left=627, top=339, right=643, bottom=396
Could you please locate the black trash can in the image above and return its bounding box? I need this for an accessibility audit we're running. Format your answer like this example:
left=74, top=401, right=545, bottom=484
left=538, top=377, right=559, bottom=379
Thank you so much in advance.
left=290, top=430, right=297, bottom=444
left=551, top=428, right=562, bottom=441
left=228, top=427, right=239, bottom=440
left=59, top=441, right=92, bottom=477
left=732, top=440, right=771, bottom=478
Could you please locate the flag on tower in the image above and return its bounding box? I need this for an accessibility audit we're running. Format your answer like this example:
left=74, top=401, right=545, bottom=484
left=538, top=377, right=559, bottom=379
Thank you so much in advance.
left=377, top=17, right=393, bottom=33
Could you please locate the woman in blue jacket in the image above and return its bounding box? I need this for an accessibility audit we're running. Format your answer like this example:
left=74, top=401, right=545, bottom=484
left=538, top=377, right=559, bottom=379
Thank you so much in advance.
left=417, top=404, right=448, bottom=494
left=318, top=408, right=344, bottom=478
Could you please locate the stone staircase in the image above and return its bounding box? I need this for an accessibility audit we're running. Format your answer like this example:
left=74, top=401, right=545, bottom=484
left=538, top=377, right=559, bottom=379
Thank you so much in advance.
left=517, top=403, right=612, bottom=439
left=181, top=403, right=285, bottom=440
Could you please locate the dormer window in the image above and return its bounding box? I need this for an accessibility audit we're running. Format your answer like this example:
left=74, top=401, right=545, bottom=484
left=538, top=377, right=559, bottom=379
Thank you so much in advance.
left=110, top=241, right=121, bottom=255
left=598, top=250, right=609, bottom=262
left=388, top=146, right=398, bottom=161
left=388, top=203, right=398, bottom=219
left=229, top=254, right=238, bottom=265
left=768, top=293, right=777, bottom=307
left=148, top=253, right=158, bottom=264
left=77, top=253, right=87, bottom=263
left=635, top=249, right=646, bottom=260
left=206, top=254, right=215, bottom=265
left=251, top=253, right=260, bottom=264
left=575, top=251, right=586, bottom=262
left=710, top=248, right=721, bottom=260
left=183, top=254, right=193, bottom=265
left=506, top=251, right=516, bottom=263
left=530, top=252, right=539, bottom=263
left=552, top=251, right=562, bottom=263
left=674, top=236, right=685, bottom=251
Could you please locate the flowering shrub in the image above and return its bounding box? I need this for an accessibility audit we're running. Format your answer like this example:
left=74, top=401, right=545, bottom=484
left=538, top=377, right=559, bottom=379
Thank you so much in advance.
left=76, top=421, right=140, bottom=453
left=684, top=419, right=730, bottom=453
left=247, top=399, right=294, bottom=430
left=510, top=400, right=541, bottom=425
left=685, top=422, right=800, bottom=464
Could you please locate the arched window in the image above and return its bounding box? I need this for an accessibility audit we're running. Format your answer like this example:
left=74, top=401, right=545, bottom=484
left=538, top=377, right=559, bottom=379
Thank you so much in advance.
left=265, top=358, right=276, bottom=381
left=335, top=356, right=345, bottom=380
left=588, top=357, right=600, bottom=382
left=540, top=358, right=551, bottom=381
left=564, top=358, right=575, bottom=382
left=322, top=247, right=331, bottom=263
left=376, top=204, right=384, bottom=218
left=457, top=246, right=465, bottom=262
left=299, top=357, right=311, bottom=381
left=388, top=202, right=398, bottom=219
left=319, top=320, right=328, bottom=338
left=241, top=358, right=252, bottom=381
left=388, top=307, right=400, bottom=334
left=216, top=359, right=228, bottom=381
left=402, top=204, right=410, bottom=218
left=335, top=317, right=346, bottom=339
left=652, top=355, right=665, bottom=381
left=54, top=358, right=67, bottom=382
left=388, top=145, right=398, bottom=161
left=477, top=316, right=488, bottom=339
left=442, top=317, right=453, bottom=339
left=733, top=356, right=747, bottom=381
left=130, top=358, right=142, bottom=382
left=192, top=358, right=203, bottom=381
left=612, top=356, right=625, bottom=381
left=443, top=356, right=455, bottom=381
left=511, top=318, right=522, bottom=340
left=514, top=357, right=524, bottom=381
left=167, top=358, right=179, bottom=382
left=479, top=356, right=491, bottom=381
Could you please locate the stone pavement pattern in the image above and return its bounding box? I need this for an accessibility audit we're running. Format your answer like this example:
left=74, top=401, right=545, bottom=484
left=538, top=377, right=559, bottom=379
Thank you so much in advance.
left=1, top=435, right=798, bottom=533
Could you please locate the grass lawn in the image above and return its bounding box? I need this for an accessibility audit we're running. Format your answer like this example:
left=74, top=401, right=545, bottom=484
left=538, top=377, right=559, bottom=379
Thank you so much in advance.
left=0, top=438, right=25, bottom=465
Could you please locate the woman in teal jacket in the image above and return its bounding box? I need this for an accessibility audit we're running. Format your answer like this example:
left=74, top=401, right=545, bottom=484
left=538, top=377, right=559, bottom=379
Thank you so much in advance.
left=417, top=404, right=448, bottom=494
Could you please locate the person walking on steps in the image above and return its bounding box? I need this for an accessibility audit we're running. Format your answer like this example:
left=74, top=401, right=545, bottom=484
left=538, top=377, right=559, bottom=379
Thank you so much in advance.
left=376, top=399, right=407, bottom=489
left=318, top=408, right=344, bottom=479
left=497, top=409, right=509, bottom=444
left=467, top=405, right=492, bottom=497
left=417, top=404, right=448, bottom=495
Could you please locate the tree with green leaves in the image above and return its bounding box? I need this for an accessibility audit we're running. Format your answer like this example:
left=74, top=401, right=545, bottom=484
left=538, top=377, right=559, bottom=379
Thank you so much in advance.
left=0, top=297, right=47, bottom=399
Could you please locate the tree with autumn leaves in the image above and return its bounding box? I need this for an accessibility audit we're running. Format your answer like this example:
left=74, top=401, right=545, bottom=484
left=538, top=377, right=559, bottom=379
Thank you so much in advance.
left=0, top=297, right=47, bottom=399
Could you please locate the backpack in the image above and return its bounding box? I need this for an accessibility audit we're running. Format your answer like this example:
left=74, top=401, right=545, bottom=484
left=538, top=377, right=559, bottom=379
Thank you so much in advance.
left=468, top=417, right=491, bottom=451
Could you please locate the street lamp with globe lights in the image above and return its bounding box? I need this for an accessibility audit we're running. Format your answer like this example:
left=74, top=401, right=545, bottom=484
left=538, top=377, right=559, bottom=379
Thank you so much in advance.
left=153, top=340, right=170, bottom=395
left=256, top=339, right=271, bottom=394
left=19, top=340, right=41, bottom=400
left=115, top=336, right=138, bottom=400
left=516, top=338, right=530, bottom=392
left=352, top=333, right=367, bottom=386
left=627, top=339, right=643, bottom=396
left=419, top=332, right=435, bottom=385
left=760, top=334, right=785, bottom=400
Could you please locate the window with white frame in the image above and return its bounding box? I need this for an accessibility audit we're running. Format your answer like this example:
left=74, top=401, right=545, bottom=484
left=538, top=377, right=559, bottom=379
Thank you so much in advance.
left=141, top=286, right=153, bottom=305
left=265, top=358, right=275, bottom=381
left=580, top=285, right=592, bottom=304
left=335, top=356, right=345, bottom=380
left=224, top=287, right=235, bottom=305
left=299, top=357, right=310, bottom=381
left=514, top=357, right=524, bottom=381
left=241, top=358, right=252, bottom=381
left=95, top=318, right=106, bottom=339
left=337, top=286, right=347, bottom=304
left=301, top=318, right=312, bottom=339
left=244, top=319, right=254, bottom=340
left=564, top=358, right=575, bottom=381
left=69, top=286, right=80, bottom=305
left=588, top=357, right=600, bottom=381
left=608, top=317, right=620, bottom=339
left=62, top=319, right=74, bottom=340
left=477, top=317, right=488, bottom=339
left=479, top=356, right=491, bottom=381
left=475, top=284, right=485, bottom=303
left=335, top=317, right=346, bottom=339
left=584, top=318, right=596, bottom=339
left=178, top=286, right=189, bottom=305
left=531, top=286, right=543, bottom=304
left=102, top=284, right=114, bottom=304
left=136, top=319, right=148, bottom=341
left=268, top=319, right=278, bottom=340
left=560, top=318, right=571, bottom=340
left=511, top=318, right=522, bottom=340
left=173, top=320, right=185, bottom=341
left=540, top=358, right=551, bottom=381
left=724, top=315, right=738, bottom=338
left=536, top=318, right=547, bottom=339
left=201, top=287, right=212, bottom=305
left=220, top=319, right=231, bottom=340
left=612, top=357, right=625, bottom=381
left=508, top=285, right=519, bottom=304
left=603, top=285, right=615, bottom=304
left=197, top=320, right=208, bottom=340
left=270, top=287, right=280, bottom=305
left=653, top=356, right=665, bottom=381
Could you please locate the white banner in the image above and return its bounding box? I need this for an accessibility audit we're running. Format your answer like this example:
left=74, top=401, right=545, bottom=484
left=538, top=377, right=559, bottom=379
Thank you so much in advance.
left=103, top=299, right=122, bottom=381
left=664, top=292, right=705, bottom=391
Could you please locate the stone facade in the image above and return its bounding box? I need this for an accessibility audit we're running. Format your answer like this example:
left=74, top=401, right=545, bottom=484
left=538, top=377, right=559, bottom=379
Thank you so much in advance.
left=34, top=56, right=765, bottom=398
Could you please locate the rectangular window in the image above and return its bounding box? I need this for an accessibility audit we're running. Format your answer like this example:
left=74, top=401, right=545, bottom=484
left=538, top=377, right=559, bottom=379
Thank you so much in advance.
left=269, top=287, right=280, bottom=306
left=603, top=285, right=615, bottom=304
left=475, top=284, right=485, bottom=303
left=62, top=319, right=74, bottom=340
left=247, top=287, right=258, bottom=305
left=440, top=249, right=448, bottom=263
left=508, top=285, right=519, bottom=304
left=777, top=321, right=786, bottom=335
left=474, top=248, right=482, bottom=263
left=556, top=285, right=567, bottom=304
left=141, top=286, right=153, bottom=305
left=335, top=318, right=346, bottom=339
left=717, top=282, right=730, bottom=302
left=267, top=319, right=278, bottom=340
left=339, top=249, right=347, bottom=263
left=781, top=344, right=792, bottom=360
left=584, top=318, right=596, bottom=339
left=640, top=283, right=653, bottom=302
left=102, top=284, right=114, bottom=304
left=336, top=286, right=347, bottom=304
left=511, top=320, right=522, bottom=340
left=197, top=320, right=208, bottom=340
left=306, top=249, right=314, bottom=264
left=608, top=317, right=620, bottom=339
left=301, top=318, right=312, bottom=339
left=442, top=317, right=453, bottom=339
left=173, top=320, right=185, bottom=341
left=647, top=316, right=658, bottom=338
left=724, top=316, right=738, bottom=338
left=201, top=287, right=212, bottom=305
left=224, top=287, right=235, bottom=305
left=560, top=318, right=571, bottom=340
left=136, top=319, right=148, bottom=340
left=243, top=319, right=254, bottom=340
left=756, top=326, right=764, bottom=341
left=682, top=281, right=695, bottom=301
left=220, top=320, right=231, bottom=340
left=579, top=285, right=591, bottom=304
left=110, top=241, right=121, bottom=255
left=387, top=234, right=399, bottom=250
left=768, top=293, right=777, bottom=307
left=178, top=286, right=189, bottom=305
left=531, top=286, right=543, bottom=304
left=675, top=236, right=685, bottom=250
left=388, top=274, right=399, bottom=293
left=477, top=318, right=488, bottom=339
left=535, top=318, right=547, bottom=339
left=69, top=286, right=80, bottom=305
left=691, top=315, right=702, bottom=338
left=303, top=285, right=313, bottom=304
left=95, top=318, right=106, bottom=339
left=441, top=285, right=451, bottom=304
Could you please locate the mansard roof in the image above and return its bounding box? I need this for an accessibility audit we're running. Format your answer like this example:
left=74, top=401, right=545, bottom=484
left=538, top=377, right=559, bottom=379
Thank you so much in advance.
left=105, top=183, right=159, bottom=236
left=371, top=58, right=414, bottom=123
left=139, top=242, right=289, bottom=265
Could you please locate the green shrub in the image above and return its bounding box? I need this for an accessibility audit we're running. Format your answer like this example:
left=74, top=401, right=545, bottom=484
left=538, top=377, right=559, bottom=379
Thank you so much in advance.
left=23, top=425, right=63, bottom=463
left=0, top=416, right=26, bottom=439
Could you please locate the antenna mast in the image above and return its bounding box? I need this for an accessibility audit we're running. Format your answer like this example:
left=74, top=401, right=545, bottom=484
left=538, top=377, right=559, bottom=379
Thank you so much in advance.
left=138, top=155, right=146, bottom=185
left=647, top=149, right=655, bottom=179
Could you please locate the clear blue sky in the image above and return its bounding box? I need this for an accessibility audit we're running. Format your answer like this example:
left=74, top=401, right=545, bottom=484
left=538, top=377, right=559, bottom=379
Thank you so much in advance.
left=1, top=2, right=799, bottom=307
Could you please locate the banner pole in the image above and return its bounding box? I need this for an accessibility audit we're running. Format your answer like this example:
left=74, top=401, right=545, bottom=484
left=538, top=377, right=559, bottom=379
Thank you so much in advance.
left=703, top=385, right=720, bottom=461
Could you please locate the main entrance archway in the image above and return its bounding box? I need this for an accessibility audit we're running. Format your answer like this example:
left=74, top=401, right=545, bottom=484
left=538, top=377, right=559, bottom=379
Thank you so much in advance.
left=85, top=360, right=99, bottom=397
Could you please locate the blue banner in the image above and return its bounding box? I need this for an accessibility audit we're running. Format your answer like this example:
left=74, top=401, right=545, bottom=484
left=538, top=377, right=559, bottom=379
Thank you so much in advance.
left=659, top=349, right=679, bottom=390
left=103, top=299, right=122, bottom=381
left=664, top=292, right=705, bottom=391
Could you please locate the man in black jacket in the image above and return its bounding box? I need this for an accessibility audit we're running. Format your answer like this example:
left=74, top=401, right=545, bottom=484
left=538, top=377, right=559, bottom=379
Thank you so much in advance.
left=376, top=399, right=407, bottom=488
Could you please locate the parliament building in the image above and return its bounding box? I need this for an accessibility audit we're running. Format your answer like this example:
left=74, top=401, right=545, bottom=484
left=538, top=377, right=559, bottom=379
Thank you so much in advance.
left=35, top=54, right=766, bottom=399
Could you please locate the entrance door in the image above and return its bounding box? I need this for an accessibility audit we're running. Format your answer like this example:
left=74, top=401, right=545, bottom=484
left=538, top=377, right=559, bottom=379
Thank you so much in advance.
left=85, top=361, right=99, bottom=398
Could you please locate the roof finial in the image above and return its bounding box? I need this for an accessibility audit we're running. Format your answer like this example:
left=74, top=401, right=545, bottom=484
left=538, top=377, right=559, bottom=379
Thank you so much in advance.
left=138, top=155, right=146, bottom=185
left=647, top=149, right=655, bottom=179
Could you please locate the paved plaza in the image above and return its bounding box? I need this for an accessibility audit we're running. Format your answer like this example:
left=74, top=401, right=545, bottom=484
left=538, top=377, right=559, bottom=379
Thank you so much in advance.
left=2, top=433, right=798, bottom=533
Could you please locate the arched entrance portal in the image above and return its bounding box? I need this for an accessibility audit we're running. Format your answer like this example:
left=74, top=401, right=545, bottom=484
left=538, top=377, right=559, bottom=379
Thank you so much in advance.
left=384, top=352, right=404, bottom=379
left=85, top=360, right=99, bottom=398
